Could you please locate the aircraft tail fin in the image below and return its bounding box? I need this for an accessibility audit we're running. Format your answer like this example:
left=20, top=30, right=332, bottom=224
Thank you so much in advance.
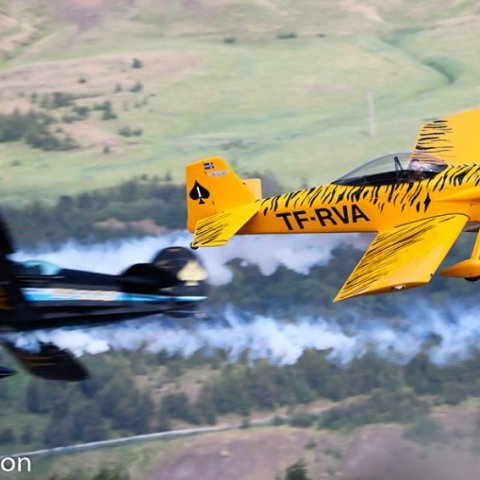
left=186, top=157, right=261, bottom=246
left=242, top=178, right=262, bottom=199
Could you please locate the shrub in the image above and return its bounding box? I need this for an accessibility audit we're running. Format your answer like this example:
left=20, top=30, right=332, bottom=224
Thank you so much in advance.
left=131, top=57, right=143, bottom=68
left=130, top=81, right=143, bottom=93
left=277, top=32, right=297, bottom=40
left=403, top=416, right=446, bottom=445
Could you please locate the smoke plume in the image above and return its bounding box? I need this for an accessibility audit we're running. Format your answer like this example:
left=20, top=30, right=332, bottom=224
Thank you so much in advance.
left=5, top=304, right=480, bottom=366
left=7, top=232, right=478, bottom=366
left=14, top=231, right=367, bottom=285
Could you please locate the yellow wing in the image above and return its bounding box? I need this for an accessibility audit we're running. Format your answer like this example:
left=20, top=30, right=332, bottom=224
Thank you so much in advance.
left=334, top=214, right=468, bottom=302
left=192, top=201, right=260, bottom=247
left=414, top=109, right=480, bottom=164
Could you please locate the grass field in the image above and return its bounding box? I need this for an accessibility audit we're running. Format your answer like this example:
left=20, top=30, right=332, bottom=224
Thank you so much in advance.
left=11, top=400, right=480, bottom=480
left=0, top=1, right=480, bottom=204
left=11, top=435, right=176, bottom=479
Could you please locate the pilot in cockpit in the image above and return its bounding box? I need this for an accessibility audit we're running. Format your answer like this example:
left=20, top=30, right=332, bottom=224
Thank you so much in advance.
left=408, top=157, right=428, bottom=180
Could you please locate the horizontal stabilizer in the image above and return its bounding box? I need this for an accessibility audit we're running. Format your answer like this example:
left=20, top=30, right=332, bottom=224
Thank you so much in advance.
left=192, top=201, right=260, bottom=248
left=2, top=341, right=89, bottom=382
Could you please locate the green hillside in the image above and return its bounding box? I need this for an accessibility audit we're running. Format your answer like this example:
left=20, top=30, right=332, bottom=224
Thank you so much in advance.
left=0, top=1, right=479, bottom=203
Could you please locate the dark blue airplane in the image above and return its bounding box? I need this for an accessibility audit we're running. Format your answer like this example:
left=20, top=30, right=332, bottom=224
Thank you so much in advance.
left=0, top=216, right=207, bottom=381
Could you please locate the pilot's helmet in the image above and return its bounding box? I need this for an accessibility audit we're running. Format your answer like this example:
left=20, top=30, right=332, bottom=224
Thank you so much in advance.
left=409, top=158, right=422, bottom=170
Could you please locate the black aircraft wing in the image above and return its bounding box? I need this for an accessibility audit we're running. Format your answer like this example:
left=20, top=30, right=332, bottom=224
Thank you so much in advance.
left=0, top=214, right=34, bottom=320
left=0, top=215, right=89, bottom=381
left=0, top=214, right=14, bottom=255
left=0, top=365, right=15, bottom=378
left=2, top=340, right=89, bottom=381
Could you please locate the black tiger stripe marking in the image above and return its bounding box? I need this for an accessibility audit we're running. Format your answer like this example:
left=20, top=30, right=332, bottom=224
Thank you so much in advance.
left=415, top=118, right=455, bottom=156
left=193, top=211, right=233, bottom=245
left=336, top=214, right=467, bottom=300
left=260, top=165, right=480, bottom=216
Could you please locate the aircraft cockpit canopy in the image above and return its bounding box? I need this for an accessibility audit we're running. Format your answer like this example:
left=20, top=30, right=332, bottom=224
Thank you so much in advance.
left=17, top=260, right=62, bottom=277
left=333, top=152, right=447, bottom=186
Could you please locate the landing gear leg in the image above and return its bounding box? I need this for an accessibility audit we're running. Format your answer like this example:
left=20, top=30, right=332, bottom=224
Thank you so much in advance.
left=471, top=231, right=480, bottom=260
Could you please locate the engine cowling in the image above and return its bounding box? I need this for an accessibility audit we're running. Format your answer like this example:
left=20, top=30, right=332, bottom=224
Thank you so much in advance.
left=122, top=246, right=208, bottom=298
left=152, top=246, right=207, bottom=285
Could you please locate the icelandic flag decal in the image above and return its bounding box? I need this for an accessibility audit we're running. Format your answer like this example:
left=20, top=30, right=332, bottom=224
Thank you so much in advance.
left=203, top=161, right=215, bottom=170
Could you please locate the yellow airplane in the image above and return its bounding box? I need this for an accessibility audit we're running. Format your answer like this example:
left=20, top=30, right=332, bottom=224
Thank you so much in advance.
left=186, top=109, right=480, bottom=301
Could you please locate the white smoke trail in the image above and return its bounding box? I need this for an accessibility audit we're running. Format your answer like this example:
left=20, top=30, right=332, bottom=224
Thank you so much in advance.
left=14, top=231, right=368, bottom=285
left=6, top=304, right=480, bottom=366
left=9, top=231, right=479, bottom=366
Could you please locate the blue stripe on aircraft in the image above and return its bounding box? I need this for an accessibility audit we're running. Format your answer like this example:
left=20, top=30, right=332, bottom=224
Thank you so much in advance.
left=117, top=293, right=206, bottom=303
left=22, top=288, right=205, bottom=303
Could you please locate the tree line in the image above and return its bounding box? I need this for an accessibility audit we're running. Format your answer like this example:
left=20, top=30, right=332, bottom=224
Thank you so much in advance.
left=4, top=170, right=283, bottom=249
left=3, top=175, right=183, bottom=248
left=2, top=346, right=480, bottom=452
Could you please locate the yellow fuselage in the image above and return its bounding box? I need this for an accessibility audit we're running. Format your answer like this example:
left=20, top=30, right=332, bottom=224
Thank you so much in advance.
left=240, top=164, right=480, bottom=235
